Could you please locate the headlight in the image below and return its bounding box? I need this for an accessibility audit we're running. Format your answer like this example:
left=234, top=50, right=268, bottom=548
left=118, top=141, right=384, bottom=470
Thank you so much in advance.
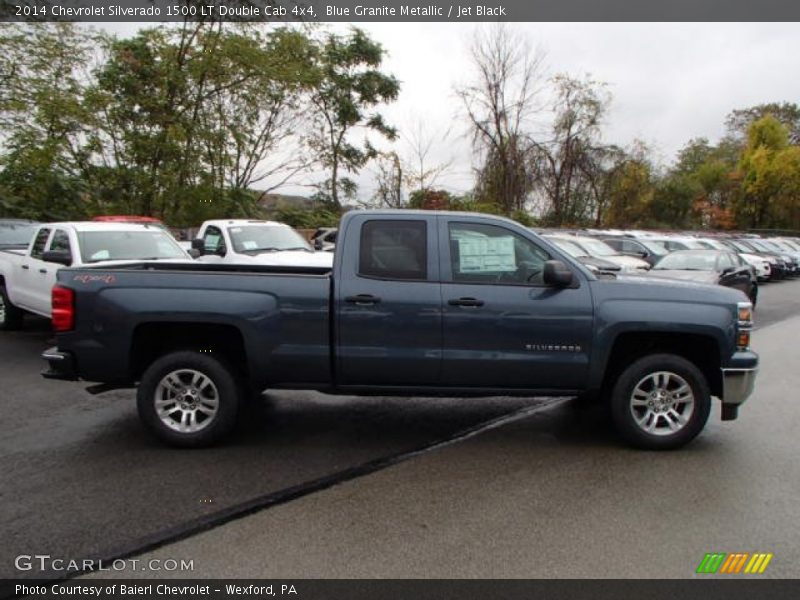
left=736, top=301, right=753, bottom=351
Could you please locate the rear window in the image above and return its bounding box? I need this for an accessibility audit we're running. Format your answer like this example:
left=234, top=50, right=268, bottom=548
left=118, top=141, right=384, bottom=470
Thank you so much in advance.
left=359, top=220, right=427, bottom=280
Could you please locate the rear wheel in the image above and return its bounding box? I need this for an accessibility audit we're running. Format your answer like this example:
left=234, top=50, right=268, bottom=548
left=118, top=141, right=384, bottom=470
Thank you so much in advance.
left=137, top=351, right=242, bottom=447
left=0, top=285, right=24, bottom=331
left=610, top=354, right=711, bottom=450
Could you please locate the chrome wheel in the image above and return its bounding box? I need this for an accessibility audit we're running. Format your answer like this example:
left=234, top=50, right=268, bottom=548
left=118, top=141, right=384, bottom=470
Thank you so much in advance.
left=154, top=369, right=219, bottom=433
left=629, top=371, right=695, bottom=437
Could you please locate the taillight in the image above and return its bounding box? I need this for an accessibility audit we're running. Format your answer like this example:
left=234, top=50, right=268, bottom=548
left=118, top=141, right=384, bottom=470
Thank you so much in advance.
left=52, top=286, right=75, bottom=332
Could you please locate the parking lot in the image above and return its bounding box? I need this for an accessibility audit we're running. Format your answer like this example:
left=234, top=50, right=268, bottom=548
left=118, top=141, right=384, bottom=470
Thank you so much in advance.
left=2, top=278, right=800, bottom=581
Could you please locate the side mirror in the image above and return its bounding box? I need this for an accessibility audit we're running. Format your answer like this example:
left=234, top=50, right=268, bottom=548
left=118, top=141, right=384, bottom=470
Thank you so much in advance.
left=191, top=238, right=205, bottom=254
left=543, top=260, right=574, bottom=287
left=314, top=238, right=323, bottom=251
left=188, top=249, right=201, bottom=259
left=42, top=250, right=72, bottom=267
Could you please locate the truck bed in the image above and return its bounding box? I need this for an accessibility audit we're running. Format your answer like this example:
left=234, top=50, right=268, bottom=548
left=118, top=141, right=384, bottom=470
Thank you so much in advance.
left=57, top=262, right=334, bottom=388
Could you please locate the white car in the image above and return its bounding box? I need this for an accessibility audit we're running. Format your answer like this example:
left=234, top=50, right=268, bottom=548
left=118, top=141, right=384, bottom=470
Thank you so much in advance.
left=192, top=220, right=333, bottom=268
left=563, top=235, right=651, bottom=273
left=0, top=221, right=192, bottom=327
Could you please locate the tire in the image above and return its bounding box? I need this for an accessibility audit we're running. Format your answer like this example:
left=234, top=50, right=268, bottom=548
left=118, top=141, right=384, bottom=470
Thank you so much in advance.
left=0, top=285, right=24, bottom=331
left=137, top=351, right=242, bottom=448
left=610, top=353, right=711, bottom=450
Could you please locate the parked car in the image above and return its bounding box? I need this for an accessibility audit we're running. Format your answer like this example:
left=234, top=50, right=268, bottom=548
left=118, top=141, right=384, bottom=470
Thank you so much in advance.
left=647, top=249, right=758, bottom=306
left=0, top=221, right=192, bottom=329
left=543, top=235, right=621, bottom=273
left=647, top=236, right=706, bottom=252
left=0, top=219, right=39, bottom=250
left=560, top=235, right=651, bottom=273
left=727, top=239, right=790, bottom=280
left=601, top=237, right=669, bottom=267
left=42, top=210, right=757, bottom=451
left=192, top=220, right=333, bottom=268
left=311, top=227, right=337, bottom=252
left=696, top=238, right=771, bottom=282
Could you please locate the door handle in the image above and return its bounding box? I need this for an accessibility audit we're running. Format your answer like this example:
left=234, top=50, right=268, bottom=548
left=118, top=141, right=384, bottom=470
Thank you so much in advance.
left=21, top=265, right=29, bottom=270
left=448, top=297, right=484, bottom=307
left=39, top=269, right=47, bottom=274
left=345, top=294, right=381, bottom=305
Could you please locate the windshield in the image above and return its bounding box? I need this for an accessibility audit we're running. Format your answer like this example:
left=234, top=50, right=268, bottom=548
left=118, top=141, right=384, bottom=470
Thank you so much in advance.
left=228, top=225, right=312, bottom=254
left=0, top=221, right=36, bottom=246
left=654, top=252, right=718, bottom=271
left=575, top=238, right=617, bottom=257
left=641, top=240, right=667, bottom=253
left=546, top=238, right=585, bottom=257
left=782, top=239, right=800, bottom=251
left=79, top=231, right=187, bottom=263
left=699, top=239, right=727, bottom=250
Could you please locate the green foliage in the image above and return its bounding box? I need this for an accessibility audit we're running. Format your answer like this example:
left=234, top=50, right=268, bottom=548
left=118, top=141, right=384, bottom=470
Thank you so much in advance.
left=0, top=23, right=399, bottom=227
left=272, top=204, right=341, bottom=229
left=307, top=27, right=400, bottom=209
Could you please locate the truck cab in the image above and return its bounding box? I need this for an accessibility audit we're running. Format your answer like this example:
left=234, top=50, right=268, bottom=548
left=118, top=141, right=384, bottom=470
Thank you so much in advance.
left=193, top=219, right=333, bottom=268
left=0, top=222, right=191, bottom=326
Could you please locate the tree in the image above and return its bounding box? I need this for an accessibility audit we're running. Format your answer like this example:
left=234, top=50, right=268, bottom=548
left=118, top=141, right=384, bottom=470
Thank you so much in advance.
left=370, top=151, right=404, bottom=208
left=307, top=27, right=400, bottom=208
left=401, top=117, right=453, bottom=196
left=530, top=74, right=612, bottom=224
left=604, top=142, right=656, bottom=227
left=737, top=115, right=800, bottom=229
left=456, top=25, right=545, bottom=214
left=726, top=102, right=800, bottom=145
left=0, top=23, right=99, bottom=220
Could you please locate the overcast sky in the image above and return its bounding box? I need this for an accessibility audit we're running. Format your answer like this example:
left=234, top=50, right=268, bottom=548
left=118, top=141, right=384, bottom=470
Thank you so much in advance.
left=103, top=22, right=800, bottom=200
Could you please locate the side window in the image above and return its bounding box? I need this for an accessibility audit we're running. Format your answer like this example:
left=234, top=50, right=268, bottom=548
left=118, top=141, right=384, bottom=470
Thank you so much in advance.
left=359, top=220, right=427, bottom=280
left=624, top=240, right=644, bottom=254
left=30, top=228, right=51, bottom=259
left=203, top=226, right=225, bottom=255
left=718, top=253, right=734, bottom=270
left=49, top=230, right=72, bottom=257
left=448, top=222, right=549, bottom=285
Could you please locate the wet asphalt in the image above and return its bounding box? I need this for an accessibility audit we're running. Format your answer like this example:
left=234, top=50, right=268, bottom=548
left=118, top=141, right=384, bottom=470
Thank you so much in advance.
left=2, top=278, right=800, bottom=580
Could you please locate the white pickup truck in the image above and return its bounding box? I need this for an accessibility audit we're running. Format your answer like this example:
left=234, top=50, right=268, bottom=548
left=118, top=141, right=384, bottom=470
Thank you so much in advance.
left=0, top=221, right=191, bottom=329
left=192, top=219, right=333, bottom=267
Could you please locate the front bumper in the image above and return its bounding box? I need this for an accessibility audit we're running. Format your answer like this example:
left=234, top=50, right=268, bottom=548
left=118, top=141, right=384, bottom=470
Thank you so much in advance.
left=41, top=346, right=79, bottom=381
left=722, top=367, right=758, bottom=405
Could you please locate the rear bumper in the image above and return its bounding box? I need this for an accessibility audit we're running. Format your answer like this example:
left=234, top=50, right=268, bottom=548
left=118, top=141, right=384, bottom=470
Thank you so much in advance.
left=41, top=347, right=79, bottom=381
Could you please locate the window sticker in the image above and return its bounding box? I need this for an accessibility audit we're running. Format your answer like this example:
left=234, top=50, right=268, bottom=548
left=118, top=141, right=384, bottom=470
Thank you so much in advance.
left=230, top=227, right=242, bottom=233
left=241, top=240, right=257, bottom=250
left=458, top=236, right=516, bottom=272
left=90, top=250, right=111, bottom=261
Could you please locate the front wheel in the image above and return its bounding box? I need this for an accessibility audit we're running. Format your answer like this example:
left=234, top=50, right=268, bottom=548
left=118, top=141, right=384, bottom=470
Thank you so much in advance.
left=610, top=354, right=711, bottom=450
left=0, top=285, right=24, bottom=331
left=137, top=351, right=242, bottom=448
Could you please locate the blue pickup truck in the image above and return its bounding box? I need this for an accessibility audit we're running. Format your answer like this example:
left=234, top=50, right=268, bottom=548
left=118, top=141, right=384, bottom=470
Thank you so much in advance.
left=41, top=211, right=758, bottom=450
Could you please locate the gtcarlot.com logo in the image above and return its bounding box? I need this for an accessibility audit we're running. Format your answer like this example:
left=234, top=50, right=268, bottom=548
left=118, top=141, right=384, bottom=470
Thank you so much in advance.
left=696, top=552, right=773, bottom=574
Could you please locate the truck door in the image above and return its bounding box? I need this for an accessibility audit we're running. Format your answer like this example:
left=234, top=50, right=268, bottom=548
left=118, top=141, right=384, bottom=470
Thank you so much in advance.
left=439, top=217, right=594, bottom=390
left=336, top=215, right=442, bottom=386
left=14, top=227, right=51, bottom=313
left=29, top=228, right=72, bottom=315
